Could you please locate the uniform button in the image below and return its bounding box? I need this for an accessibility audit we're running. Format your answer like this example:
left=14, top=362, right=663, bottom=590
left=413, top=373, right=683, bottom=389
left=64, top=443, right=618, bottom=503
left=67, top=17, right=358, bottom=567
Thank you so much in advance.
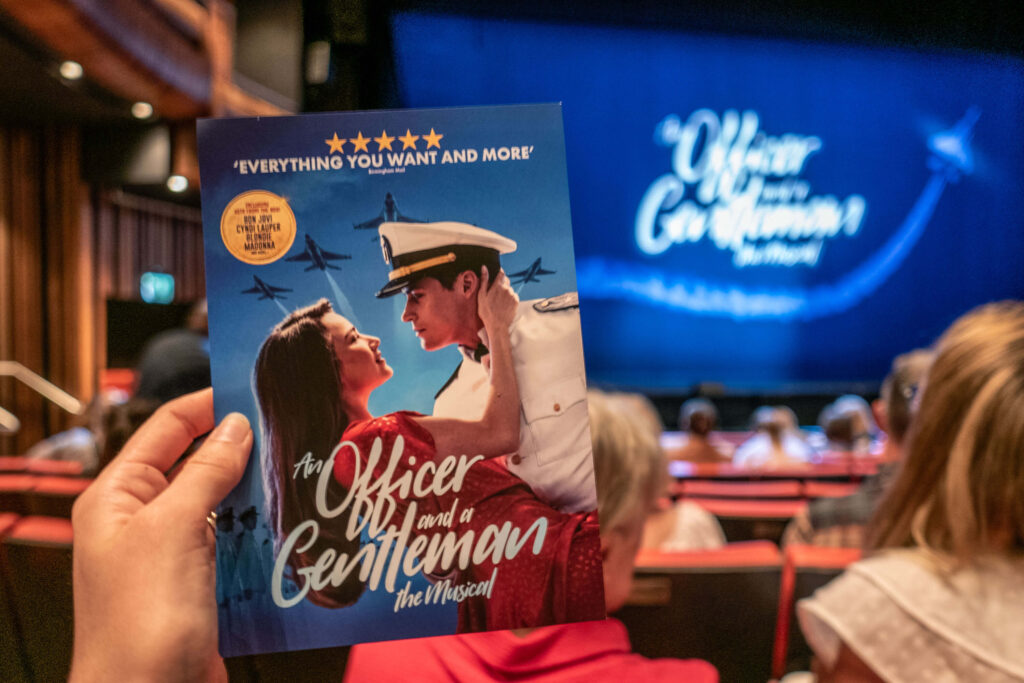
left=553, top=403, right=561, bottom=412
left=511, top=454, right=522, bottom=465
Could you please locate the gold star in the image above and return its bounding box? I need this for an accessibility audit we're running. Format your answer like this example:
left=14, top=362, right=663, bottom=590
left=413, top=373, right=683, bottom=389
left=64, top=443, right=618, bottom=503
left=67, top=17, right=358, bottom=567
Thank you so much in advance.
left=374, top=130, right=396, bottom=151
left=324, top=132, right=345, bottom=154
left=423, top=128, right=443, bottom=149
left=350, top=131, right=371, bottom=153
left=398, top=129, right=420, bottom=150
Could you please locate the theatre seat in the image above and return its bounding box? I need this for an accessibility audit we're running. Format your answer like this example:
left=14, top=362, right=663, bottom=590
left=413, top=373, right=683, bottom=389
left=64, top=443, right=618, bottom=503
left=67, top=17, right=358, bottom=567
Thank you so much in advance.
left=772, top=544, right=862, bottom=679
left=687, top=498, right=807, bottom=544
left=1, top=516, right=74, bottom=683
left=679, top=479, right=803, bottom=499
left=0, top=456, right=28, bottom=473
left=28, top=476, right=93, bottom=517
left=0, top=474, right=35, bottom=515
left=0, top=513, right=29, bottom=683
left=619, top=541, right=782, bottom=683
left=802, top=481, right=861, bottom=499
left=25, top=459, right=85, bottom=477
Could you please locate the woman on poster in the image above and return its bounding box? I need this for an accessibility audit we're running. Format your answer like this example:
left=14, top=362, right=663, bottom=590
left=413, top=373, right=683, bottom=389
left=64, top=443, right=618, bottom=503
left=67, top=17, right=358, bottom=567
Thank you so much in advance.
left=253, top=268, right=604, bottom=632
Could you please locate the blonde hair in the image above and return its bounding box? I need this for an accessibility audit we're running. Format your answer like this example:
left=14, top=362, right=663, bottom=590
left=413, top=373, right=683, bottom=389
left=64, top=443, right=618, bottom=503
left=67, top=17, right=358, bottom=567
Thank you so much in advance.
left=588, top=390, right=667, bottom=535
left=867, top=301, right=1024, bottom=561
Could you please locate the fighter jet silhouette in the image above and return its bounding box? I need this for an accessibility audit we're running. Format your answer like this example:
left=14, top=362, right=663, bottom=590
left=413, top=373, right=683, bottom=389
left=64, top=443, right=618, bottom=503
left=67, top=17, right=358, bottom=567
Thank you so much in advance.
left=509, top=258, right=556, bottom=284
left=353, top=193, right=425, bottom=230
left=285, top=234, right=352, bottom=271
left=241, top=275, right=292, bottom=300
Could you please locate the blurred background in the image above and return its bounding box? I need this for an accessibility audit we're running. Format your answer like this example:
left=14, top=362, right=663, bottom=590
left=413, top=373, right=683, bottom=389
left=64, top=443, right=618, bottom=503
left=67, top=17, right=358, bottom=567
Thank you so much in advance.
left=0, top=2, right=1021, bottom=681
left=1, top=0, right=1021, bottom=456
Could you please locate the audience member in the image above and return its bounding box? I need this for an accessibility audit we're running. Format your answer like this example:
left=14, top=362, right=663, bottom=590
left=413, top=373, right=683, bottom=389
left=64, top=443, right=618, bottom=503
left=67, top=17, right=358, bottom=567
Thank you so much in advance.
left=783, top=349, right=932, bottom=548
left=24, top=395, right=107, bottom=475
left=134, top=299, right=211, bottom=404
left=612, top=397, right=727, bottom=551
left=733, top=405, right=813, bottom=469
left=817, top=394, right=878, bottom=458
left=799, top=301, right=1024, bottom=681
left=667, top=398, right=733, bottom=463
left=642, top=497, right=727, bottom=552
left=343, top=389, right=719, bottom=681
left=25, top=393, right=164, bottom=476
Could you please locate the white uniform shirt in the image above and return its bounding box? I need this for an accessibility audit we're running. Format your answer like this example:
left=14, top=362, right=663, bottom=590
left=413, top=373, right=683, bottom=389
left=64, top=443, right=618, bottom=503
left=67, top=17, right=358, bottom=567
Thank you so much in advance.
left=433, top=293, right=597, bottom=513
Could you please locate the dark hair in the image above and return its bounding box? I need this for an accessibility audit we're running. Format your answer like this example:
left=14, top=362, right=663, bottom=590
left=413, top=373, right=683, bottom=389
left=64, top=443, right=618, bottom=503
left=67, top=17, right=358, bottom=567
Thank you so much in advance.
left=423, top=246, right=501, bottom=290
left=680, top=398, right=717, bottom=436
left=820, top=404, right=855, bottom=449
left=253, top=299, right=365, bottom=608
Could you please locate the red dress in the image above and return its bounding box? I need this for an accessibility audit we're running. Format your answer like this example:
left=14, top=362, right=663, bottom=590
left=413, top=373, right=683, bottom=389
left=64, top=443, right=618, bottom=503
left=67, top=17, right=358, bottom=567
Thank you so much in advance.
left=333, top=411, right=605, bottom=632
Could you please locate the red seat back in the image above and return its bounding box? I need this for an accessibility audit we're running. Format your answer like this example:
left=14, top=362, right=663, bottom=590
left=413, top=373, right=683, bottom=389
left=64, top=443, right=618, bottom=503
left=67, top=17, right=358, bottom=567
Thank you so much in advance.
left=803, top=481, right=861, bottom=498
left=0, top=456, right=28, bottom=473
left=25, top=459, right=84, bottom=477
left=680, top=479, right=803, bottom=499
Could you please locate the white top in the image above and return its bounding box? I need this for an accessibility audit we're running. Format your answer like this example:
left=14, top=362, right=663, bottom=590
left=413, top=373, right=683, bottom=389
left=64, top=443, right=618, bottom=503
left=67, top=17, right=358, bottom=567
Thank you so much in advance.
left=647, top=501, right=726, bottom=552
left=434, top=294, right=597, bottom=513
left=733, top=432, right=813, bottom=469
left=798, top=549, right=1024, bottom=683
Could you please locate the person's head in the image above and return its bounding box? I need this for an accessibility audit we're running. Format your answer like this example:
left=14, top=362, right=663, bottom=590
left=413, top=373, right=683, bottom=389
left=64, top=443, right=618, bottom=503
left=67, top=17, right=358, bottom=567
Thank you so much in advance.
left=253, top=299, right=388, bottom=607
left=875, top=348, right=933, bottom=448
left=376, top=221, right=513, bottom=351
left=752, top=406, right=784, bottom=445
left=680, top=398, right=718, bottom=437
left=867, top=301, right=1024, bottom=561
left=588, top=390, right=667, bottom=612
left=400, top=268, right=491, bottom=351
left=820, top=404, right=855, bottom=450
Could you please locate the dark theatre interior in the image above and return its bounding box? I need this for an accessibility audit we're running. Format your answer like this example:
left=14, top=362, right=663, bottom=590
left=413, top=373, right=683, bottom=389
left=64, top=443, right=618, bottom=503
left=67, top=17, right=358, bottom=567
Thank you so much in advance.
left=0, top=1, right=1021, bottom=681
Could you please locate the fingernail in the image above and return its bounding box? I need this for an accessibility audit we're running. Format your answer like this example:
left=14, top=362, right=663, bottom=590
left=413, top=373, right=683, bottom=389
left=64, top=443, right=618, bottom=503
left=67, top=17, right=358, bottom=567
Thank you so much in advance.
left=210, top=413, right=250, bottom=444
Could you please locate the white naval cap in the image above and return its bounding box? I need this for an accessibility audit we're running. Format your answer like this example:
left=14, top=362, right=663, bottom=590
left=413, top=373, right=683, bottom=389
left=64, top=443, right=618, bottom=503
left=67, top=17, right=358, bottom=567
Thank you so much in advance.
left=377, top=221, right=517, bottom=298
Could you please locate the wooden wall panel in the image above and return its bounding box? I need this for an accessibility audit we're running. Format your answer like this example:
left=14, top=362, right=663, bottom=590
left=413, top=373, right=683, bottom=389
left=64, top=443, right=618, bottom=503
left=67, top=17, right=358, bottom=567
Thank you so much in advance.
left=1, top=128, right=54, bottom=453
left=0, top=125, right=204, bottom=455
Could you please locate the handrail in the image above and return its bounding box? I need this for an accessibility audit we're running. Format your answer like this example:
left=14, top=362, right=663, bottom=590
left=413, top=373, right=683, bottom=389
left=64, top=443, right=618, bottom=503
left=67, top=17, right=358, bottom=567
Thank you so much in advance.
left=0, top=362, right=84, bottom=430
left=0, top=405, right=19, bottom=433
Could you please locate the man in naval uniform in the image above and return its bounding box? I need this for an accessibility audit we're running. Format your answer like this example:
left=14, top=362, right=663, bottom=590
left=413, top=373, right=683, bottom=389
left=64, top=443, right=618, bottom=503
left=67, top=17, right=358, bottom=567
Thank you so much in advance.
left=376, top=221, right=596, bottom=514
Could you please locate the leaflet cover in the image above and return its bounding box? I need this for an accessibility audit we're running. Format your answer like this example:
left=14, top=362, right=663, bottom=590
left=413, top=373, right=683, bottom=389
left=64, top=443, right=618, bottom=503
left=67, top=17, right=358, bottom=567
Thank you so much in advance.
left=197, top=105, right=604, bottom=655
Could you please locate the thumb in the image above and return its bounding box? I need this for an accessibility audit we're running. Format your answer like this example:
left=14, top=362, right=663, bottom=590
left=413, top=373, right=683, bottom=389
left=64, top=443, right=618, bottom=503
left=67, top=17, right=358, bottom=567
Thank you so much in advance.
left=162, top=412, right=253, bottom=516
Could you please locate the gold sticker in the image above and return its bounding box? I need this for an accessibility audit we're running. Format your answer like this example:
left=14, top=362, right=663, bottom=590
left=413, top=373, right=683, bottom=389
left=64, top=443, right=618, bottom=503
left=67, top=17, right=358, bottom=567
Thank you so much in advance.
left=219, top=190, right=297, bottom=264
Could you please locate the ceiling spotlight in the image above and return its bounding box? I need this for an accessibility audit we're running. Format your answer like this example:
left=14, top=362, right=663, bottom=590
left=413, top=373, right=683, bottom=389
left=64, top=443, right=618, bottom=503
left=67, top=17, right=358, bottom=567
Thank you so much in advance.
left=131, top=102, right=154, bottom=119
left=59, top=60, right=83, bottom=80
left=167, top=175, right=188, bottom=193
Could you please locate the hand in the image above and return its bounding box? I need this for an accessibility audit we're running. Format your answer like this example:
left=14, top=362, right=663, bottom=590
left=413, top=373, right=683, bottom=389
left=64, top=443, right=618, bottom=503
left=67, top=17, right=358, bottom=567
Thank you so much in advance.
left=477, top=266, right=518, bottom=337
left=70, top=389, right=252, bottom=683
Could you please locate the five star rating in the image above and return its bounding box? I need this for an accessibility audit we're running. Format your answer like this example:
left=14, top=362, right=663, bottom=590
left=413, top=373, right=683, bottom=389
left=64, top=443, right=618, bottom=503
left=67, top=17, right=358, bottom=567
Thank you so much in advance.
left=324, top=129, right=443, bottom=153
